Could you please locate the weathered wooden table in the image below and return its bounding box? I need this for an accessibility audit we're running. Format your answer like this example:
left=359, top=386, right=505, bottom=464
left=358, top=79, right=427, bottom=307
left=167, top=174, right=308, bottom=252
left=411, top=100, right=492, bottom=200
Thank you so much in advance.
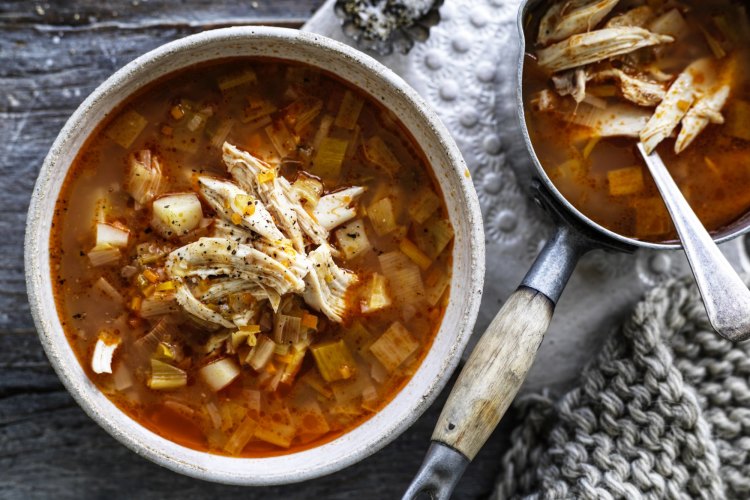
left=0, top=2, right=512, bottom=497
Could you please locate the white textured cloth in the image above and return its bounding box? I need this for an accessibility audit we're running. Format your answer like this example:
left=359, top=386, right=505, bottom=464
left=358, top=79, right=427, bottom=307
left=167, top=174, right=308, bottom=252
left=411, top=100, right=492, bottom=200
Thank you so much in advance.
left=493, top=276, right=750, bottom=499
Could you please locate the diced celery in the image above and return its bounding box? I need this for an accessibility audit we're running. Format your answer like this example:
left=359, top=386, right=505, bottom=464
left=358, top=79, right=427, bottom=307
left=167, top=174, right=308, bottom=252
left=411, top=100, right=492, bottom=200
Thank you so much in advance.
left=408, top=188, right=441, bottom=224
left=360, top=273, right=392, bottom=314
left=335, top=219, right=372, bottom=260
left=105, top=110, right=147, bottom=149
left=369, top=322, right=420, bottom=372
left=311, top=339, right=356, bottom=383
left=368, top=197, right=398, bottom=236
left=151, top=193, right=203, bottom=238
left=148, top=359, right=187, bottom=390
left=726, top=99, right=750, bottom=142
left=91, top=331, right=120, bottom=374
left=217, top=68, right=257, bottom=91
left=399, top=238, right=432, bottom=271
left=200, top=358, right=241, bottom=392
left=311, top=137, right=348, bottom=179
left=362, top=136, right=401, bottom=174
left=414, top=216, right=454, bottom=259
left=223, top=416, right=257, bottom=455
left=334, top=91, right=365, bottom=130
left=608, top=166, right=644, bottom=196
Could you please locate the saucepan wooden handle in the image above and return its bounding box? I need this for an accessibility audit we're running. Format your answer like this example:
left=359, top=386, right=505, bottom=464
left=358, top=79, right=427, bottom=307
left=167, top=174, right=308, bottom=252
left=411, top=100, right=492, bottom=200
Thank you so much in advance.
left=432, top=286, right=553, bottom=459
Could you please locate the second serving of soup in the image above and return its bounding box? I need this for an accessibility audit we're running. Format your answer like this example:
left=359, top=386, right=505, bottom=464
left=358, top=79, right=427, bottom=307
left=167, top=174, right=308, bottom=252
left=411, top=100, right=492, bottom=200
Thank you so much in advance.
left=524, top=0, right=750, bottom=242
left=51, top=59, right=453, bottom=456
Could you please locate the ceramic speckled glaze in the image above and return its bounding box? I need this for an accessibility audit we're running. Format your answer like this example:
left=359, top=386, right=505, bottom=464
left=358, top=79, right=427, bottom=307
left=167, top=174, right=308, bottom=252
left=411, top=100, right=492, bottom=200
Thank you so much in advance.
left=24, top=27, right=484, bottom=485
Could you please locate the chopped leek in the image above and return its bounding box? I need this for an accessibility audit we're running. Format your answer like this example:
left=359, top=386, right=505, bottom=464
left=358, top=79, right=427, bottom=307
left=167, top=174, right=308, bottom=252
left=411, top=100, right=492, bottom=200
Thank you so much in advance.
left=87, top=244, right=121, bottom=267
left=136, top=242, right=172, bottom=265
left=112, top=362, right=133, bottom=391
left=649, top=8, right=689, bottom=39
left=255, top=420, right=296, bottom=449
left=369, top=322, right=420, bottom=372
left=378, top=251, right=425, bottom=304
left=334, top=91, right=364, bottom=130
left=91, top=331, right=120, bottom=374
left=140, top=293, right=179, bottom=318
left=311, top=339, right=356, bottom=383
left=343, top=320, right=372, bottom=355
left=273, top=314, right=302, bottom=344
left=368, top=197, right=399, bottom=236
left=414, top=216, right=454, bottom=259
left=148, top=358, right=187, bottom=390
left=126, top=149, right=162, bottom=206
left=208, top=118, right=236, bottom=148
left=265, top=121, right=297, bottom=157
left=284, top=97, right=323, bottom=134
left=280, top=346, right=307, bottom=385
left=408, top=188, right=440, bottom=224
left=311, top=115, right=335, bottom=151
left=311, top=137, right=348, bottom=179
left=105, top=110, right=147, bottom=149
left=399, top=238, right=432, bottom=271
left=247, top=334, right=275, bottom=371
left=335, top=219, right=372, bottom=260
left=363, top=136, right=401, bottom=175
left=292, top=400, right=330, bottom=439
left=151, top=193, right=203, bottom=238
left=242, top=99, right=277, bottom=124
left=608, top=166, right=645, bottom=196
left=223, top=416, right=257, bottom=455
left=424, top=266, right=451, bottom=306
left=94, top=277, right=123, bottom=303
left=217, top=68, right=257, bottom=91
left=200, top=358, right=241, bottom=392
left=360, top=273, right=392, bottom=314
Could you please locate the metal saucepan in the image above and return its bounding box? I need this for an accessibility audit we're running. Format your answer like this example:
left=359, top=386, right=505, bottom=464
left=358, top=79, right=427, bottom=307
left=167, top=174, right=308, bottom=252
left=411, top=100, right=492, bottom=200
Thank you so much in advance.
left=404, top=0, right=750, bottom=497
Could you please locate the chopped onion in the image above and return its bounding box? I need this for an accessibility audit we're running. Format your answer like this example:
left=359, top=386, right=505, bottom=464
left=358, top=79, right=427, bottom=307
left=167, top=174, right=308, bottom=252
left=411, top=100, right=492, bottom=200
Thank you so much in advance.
left=199, top=358, right=241, bottom=392
left=91, top=332, right=120, bottom=374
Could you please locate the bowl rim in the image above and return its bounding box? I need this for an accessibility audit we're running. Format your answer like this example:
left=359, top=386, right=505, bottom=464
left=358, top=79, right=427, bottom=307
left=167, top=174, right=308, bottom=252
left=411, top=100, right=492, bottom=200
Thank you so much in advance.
left=24, top=26, right=485, bottom=485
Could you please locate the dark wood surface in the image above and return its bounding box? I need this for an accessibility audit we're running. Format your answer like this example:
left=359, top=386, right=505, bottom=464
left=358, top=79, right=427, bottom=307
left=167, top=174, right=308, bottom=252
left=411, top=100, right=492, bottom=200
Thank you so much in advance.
left=0, top=2, right=511, bottom=498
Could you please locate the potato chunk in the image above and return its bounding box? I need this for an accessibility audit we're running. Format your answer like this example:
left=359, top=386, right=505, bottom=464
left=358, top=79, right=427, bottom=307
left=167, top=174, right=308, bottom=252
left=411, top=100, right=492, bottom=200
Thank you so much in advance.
left=151, top=193, right=203, bottom=238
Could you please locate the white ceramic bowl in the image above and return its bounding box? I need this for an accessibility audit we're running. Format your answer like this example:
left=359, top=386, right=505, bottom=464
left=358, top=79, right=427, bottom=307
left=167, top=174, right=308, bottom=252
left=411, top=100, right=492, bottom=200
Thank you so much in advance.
left=25, top=27, right=484, bottom=485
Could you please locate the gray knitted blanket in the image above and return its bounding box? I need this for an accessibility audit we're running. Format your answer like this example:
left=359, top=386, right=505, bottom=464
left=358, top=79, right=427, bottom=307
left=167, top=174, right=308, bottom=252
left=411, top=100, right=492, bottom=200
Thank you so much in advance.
left=492, top=276, right=750, bottom=500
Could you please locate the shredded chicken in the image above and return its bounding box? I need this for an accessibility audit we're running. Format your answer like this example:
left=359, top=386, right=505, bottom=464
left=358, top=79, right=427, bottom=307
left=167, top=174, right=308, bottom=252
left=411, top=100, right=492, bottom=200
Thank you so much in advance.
left=303, top=244, right=358, bottom=323
left=675, top=86, right=730, bottom=154
left=537, top=27, right=674, bottom=73
left=552, top=68, right=588, bottom=103
left=313, top=186, right=367, bottom=230
left=640, top=58, right=713, bottom=153
left=538, top=0, right=621, bottom=46
left=126, top=149, right=162, bottom=208
left=166, top=237, right=306, bottom=296
left=590, top=69, right=667, bottom=107
left=198, top=176, right=286, bottom=243
left=175, top=284, right=235, bottom=329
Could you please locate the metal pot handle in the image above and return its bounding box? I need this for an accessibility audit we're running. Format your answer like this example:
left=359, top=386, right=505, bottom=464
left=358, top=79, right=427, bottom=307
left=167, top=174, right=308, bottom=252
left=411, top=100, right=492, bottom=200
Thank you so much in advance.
left=403, top=225, right=589, bottom=500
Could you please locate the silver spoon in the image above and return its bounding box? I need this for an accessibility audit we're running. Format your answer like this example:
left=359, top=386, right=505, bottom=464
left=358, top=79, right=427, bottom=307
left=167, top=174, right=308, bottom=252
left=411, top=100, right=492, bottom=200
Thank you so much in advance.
left=637, top=142, right=750, bottom=341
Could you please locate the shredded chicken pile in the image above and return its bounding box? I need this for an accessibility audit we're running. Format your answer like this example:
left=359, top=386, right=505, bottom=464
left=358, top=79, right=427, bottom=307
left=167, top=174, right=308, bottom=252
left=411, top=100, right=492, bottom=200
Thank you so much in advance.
left=532, top=0, right=737, bottom=154
left=165, top=142, right=365, bottom=329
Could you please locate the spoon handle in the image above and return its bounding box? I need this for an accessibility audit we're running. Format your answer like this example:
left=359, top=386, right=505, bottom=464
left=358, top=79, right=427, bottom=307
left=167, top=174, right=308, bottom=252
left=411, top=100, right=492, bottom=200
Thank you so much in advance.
left=638, top=143, right=750, bottom=342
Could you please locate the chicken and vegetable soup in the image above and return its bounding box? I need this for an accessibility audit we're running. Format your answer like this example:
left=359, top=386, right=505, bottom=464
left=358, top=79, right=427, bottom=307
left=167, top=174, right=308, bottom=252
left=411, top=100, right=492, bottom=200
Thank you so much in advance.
left=524, top=0, right=750, bottom=241
left=51, top=59, right=454, bottom=456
